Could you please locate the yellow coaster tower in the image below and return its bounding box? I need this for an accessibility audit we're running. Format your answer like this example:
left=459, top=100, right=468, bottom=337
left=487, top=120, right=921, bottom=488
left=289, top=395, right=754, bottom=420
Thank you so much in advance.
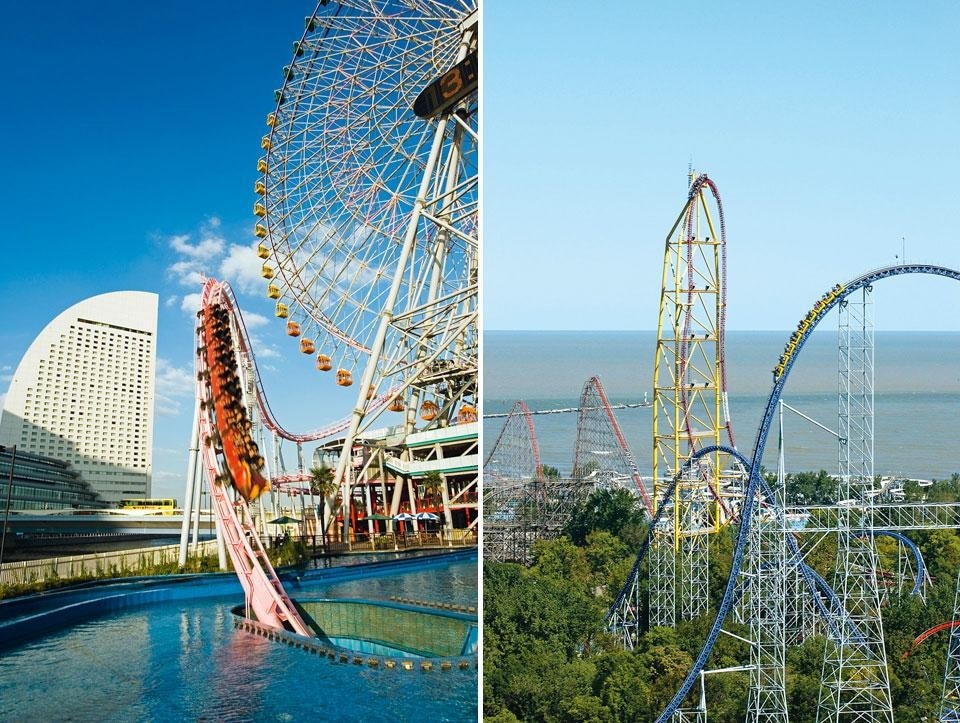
left=650, top=171, right=739, bottom=626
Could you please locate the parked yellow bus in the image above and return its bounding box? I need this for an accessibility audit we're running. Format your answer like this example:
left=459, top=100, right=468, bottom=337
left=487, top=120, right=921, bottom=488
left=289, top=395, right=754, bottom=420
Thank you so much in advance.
left=118, top=498, right=178, bottom=516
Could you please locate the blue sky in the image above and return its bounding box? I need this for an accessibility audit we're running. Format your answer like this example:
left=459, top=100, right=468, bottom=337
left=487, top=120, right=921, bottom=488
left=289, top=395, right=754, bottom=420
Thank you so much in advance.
left=2, top=1, right=959, bottom=500
left=484, top=1, right=960, bottom=331
left=0, top=2, right=358, bottom=500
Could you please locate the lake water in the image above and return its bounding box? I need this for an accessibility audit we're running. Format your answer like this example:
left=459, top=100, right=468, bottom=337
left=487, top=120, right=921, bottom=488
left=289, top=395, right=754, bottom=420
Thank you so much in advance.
left=483, top=330, right=960, bottom=480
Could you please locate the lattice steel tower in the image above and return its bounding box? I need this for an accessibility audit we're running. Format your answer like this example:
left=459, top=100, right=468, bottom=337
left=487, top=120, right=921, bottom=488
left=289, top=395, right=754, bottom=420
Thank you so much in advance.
left=817, top=285, right=894, bottom=722
left=483, top=400, right=542, bottom=564
left=744, top=492, right=789, bottom=722
left=744, top=452, right=789, bottom=721
left=941, top=567, right=960, bottom=720
left=651, top=172, right=736, bottom=626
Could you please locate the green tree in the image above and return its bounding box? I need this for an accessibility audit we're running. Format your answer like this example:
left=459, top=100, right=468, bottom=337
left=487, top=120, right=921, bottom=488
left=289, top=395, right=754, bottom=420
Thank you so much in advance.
left=641, top=643, right=695, bottom=714
left=541, top=465, right=561, bottom=479
left=785, top=636, right=827, bottom=722
left=485, top=554, right=609, bottom=721
left=421, top=470, right=445, bottom=510
left=309, top=465, right=336, bottom=549
left=584, top=530, right=631, bottom=601
left=531, top=537, right=591, bottom=587
left=594, top=650, right=655, bottom=721
left=921, top=529, right=960, bottom=581
left=498, top=649, right=597, bottom=721
left=559, top=693, right=610, bottom=723
left=783, top=470, right=837, bottom=505
left=565, top=488, right=647, bottom=546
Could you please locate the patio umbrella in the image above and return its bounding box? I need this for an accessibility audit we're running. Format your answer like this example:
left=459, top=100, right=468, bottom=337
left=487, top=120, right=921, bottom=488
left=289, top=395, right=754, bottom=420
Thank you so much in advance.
left=394, top=513, right=416, bottom=521
left=268, top=515, right=300, bottom=525
left=415, top=512, right=440, bottom=521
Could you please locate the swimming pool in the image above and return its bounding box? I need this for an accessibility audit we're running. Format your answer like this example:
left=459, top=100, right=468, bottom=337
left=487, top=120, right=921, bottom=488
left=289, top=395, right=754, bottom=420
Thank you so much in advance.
left=0, top=551, right=478, bottom=722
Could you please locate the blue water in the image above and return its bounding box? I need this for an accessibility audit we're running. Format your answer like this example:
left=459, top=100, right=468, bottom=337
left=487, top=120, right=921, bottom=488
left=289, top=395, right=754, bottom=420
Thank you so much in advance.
left=326, top=636, right=422, bottom=658
left=0, top=556, right=478, bottom=722
left=484, top=330, right=960, bottom=480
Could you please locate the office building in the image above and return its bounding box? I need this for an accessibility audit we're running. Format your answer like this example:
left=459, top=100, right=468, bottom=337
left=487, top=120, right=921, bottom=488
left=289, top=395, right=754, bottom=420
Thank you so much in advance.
left=0, top=291, right=158, bottom=505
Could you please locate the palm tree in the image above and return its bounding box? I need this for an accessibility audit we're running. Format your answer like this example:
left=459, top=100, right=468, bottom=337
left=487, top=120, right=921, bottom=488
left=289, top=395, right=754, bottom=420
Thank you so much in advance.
left=309, top=465, right=336, bottom=550
left=421, top=470, right=445, bottom=516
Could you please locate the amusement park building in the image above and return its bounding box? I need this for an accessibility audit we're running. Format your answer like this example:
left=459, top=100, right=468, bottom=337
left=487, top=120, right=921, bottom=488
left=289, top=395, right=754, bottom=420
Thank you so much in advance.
left=313, top=421, right=479, bottom=534
left=0, top=446, right=106, bottom=511
left=0, top=291, right=158, bottom=505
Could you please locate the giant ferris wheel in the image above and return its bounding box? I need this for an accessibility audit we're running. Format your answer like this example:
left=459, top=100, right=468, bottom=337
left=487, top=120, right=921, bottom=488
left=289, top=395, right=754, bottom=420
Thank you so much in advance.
left=254, top=0, right=479, bottom=485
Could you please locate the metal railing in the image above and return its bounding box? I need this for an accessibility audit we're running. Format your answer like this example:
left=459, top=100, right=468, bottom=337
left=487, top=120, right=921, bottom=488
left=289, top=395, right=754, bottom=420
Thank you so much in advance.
left=784, top=502, right=960, bottom=533
left=0, top=539, right=219, bottom=587
left=282, top=529, right=477, bottom=555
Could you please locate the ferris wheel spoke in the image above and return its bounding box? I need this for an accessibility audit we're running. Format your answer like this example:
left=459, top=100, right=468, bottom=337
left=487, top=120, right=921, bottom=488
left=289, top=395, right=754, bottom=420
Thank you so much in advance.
left=259, top=0, right=476, bottom=438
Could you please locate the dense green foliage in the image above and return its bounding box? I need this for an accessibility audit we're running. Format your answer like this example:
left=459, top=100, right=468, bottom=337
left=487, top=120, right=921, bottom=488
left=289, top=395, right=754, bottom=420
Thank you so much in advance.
left=484, top=479, right=960, bottom=721
left=565, top=488, right=647, bottom=547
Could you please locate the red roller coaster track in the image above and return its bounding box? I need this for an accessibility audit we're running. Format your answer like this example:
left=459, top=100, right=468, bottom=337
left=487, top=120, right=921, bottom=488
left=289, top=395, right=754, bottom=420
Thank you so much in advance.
left=674, top=174, right=737, bottom=521
left=903, top=621, right=960, bottom=659
left=483, top=400, right=542, bottom=482
left=573, top=376, right=654, bottom=515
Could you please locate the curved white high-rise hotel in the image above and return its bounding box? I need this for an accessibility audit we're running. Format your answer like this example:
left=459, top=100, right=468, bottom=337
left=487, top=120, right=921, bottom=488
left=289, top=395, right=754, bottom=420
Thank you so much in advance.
left=0, top=291, right=158, bottom=505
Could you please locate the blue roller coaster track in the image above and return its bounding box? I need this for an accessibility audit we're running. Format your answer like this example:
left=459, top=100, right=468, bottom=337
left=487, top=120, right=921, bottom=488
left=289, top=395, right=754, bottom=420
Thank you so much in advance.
left=872, top=530, right=927, bottom=597
left=654, top=264, right=960, bottom=721
left=606, top=443, right=860, bottom=648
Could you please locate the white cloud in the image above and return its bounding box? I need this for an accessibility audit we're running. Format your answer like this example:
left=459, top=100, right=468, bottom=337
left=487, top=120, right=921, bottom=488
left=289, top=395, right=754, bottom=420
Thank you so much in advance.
left=164, top=218, right=229, bottom=292
left=242, top=311, right=269, bottom=329
left=168, top=262, right=205, bottom=288
left=162, top=218, right=270, bottom=315
left=154, top=357, right=195, bottom=416
left=181, top=293, right=202, bottom=314
left=220, top=243, right=265, bottom=295
left=169, top=230, right=224, bottom=261
left=249, top=334, right=282, bottom=359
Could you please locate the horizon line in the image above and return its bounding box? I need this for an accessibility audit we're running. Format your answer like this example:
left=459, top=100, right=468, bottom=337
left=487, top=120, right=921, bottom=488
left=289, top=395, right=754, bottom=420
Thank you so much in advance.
left=484, top=328, right=960, bottom=333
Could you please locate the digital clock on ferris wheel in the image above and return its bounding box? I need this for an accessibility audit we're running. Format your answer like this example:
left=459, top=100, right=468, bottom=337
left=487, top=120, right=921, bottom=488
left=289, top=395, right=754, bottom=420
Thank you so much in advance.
left=413, top=50, right=478, bottom=119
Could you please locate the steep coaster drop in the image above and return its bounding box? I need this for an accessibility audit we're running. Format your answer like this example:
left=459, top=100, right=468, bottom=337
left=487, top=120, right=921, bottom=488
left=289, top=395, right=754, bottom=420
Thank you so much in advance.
left=654, top=264, right=960, bottom=721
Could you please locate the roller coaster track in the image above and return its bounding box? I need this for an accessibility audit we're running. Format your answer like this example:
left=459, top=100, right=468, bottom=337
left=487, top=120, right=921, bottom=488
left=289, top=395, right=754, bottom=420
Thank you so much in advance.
left=483, top=400, right=542, bottom=481
left=204, top=281, right=391, bottom=444
left=655, top=264, right=960, bottom=721
left=196, top=278, right=311, bottom=635
left=903, top=621, right=960, bottom=659
left=654, top=173, right=738, bottom=531
left=573, top=376, right=654, bottom=515
left=680, top=174, right=736, bottom=453
left=604, top=465, right=682, bottom=647
left=607, top=444, right=854, bottom=645
left=871, top=530, right=928, bottom=597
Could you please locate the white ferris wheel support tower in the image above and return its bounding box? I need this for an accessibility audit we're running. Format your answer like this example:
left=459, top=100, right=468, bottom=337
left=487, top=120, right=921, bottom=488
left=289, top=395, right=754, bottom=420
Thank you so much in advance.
left=331, top=13, right=479, bottom=514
